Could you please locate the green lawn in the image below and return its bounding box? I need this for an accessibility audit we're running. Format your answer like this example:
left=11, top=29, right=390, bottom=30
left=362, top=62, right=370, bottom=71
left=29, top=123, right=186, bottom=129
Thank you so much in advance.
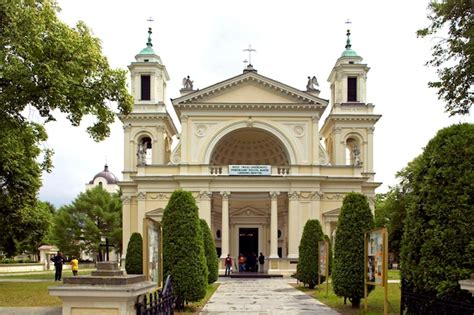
left=388, top=269, right=400, bottom=280
left=175, top=283, right=220, bottom=314
left=0, top=281, right=62, bottom=307
left=296, top=281, right=401, bottom=315
left=0, top=269, right=92, bottom=280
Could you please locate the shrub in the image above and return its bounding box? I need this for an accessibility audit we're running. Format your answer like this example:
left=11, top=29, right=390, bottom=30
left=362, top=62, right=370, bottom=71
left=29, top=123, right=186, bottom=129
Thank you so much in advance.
left=296, top=219, right=324, bottom=289
left=163, top=190, right=207, bottom=308
left=400, top=123, right=474, bottom=304
left=324, top=234, right=333, bottom=276
left=200, top=219, right=219, bottom=284
left=125, top=232, right=143, bottom=274
left=333, top=192, right=374, bottom=308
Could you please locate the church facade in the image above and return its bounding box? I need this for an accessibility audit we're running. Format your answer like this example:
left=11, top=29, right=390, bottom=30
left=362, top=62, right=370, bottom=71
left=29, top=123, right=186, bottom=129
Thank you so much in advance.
left=119, top=29, right=381, bottom=280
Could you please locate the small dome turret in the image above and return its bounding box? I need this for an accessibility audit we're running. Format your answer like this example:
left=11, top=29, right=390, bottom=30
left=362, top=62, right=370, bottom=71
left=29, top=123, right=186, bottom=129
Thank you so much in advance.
left=89, top=164, right=118, bottom=185
left=341, top=29, right=359, bottom=58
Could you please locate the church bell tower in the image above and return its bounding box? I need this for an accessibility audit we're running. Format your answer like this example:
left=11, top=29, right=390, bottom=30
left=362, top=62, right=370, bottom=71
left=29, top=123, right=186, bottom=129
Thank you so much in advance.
left=321, top=30, right=381, bottom=179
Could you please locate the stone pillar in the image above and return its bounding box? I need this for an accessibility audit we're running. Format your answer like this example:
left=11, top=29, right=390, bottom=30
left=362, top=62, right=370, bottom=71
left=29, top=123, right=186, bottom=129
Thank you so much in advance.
left=123, top=125, right=132, bottom=175
left=334, top=127, right=344, bottom=165
left=121, top=196, right=132, bottom=258
left=366, top=127, right=375, bottom=174
left=287, top=191, right=300, bottom=259
left=199, top=191, right=212, bottom=227
left=137, top=192, right=146, bottom=237
left=180, top=115, right=188, bottom=163
left=220, top=192, right=230, bottom=258
left=269, top=192, right=279, bottom=259
left=312, top=115, right=320, bottom=165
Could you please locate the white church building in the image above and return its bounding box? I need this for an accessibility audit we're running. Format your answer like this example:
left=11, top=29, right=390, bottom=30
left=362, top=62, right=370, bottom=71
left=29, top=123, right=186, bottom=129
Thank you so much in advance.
left=119, top=28, right=381, bottom=280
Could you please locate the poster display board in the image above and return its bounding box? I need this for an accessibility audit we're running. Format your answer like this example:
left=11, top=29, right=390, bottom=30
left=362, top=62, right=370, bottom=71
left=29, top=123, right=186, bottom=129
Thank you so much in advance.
left=364, top=228, right=388, bottom=314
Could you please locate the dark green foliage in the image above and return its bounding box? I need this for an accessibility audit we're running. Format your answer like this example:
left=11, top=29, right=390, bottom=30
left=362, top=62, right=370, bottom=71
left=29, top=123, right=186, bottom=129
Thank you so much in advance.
left=163, top=190, right=207, bottom=307
left=400, top=123, right=474, bottom=303
left=333, top=192, right=374, bottom=308
left=200, top=219, right=219, bottom=284
left=417, top=0, right=473, bottom=116
left=52, top=186, right=122, bottom=257
left=374, top=188, right=407, bottom=261
left=296, top=220, right=324, bottom=289
left=324, top=234, right=333, bottom=276
left=125, top=233, right=143, bottom=274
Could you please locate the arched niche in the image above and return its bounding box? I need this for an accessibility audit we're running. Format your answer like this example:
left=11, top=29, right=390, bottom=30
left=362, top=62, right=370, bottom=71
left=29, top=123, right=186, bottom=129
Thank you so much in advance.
left=209, top=128, right=290, bottom=166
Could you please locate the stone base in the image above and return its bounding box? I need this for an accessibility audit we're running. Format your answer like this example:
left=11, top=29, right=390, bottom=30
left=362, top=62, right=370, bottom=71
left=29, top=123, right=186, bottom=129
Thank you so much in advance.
left=63, top=274, right=145, bottom=285
left=49, top=281, right=156, bottom=315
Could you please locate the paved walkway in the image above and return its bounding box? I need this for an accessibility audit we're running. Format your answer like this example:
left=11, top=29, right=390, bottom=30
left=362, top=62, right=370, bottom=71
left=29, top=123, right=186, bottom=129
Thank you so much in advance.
left=200, top=277, right=340, bottom=315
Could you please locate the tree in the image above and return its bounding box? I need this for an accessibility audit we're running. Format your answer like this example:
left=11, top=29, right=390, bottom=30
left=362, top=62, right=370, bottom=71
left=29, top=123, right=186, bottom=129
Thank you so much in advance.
left=125, top=233, right=143, bottom=274
left=400, top=123, right=474, bottom=305
left=324, top=234, right=333, bottom=276
left=374, top=188, right=407, bottom=261
left=296, top=219, right=325, bottom=289
left=333, top=192, right=375, bottom=308
left=200, top=219, right=219, bottom=284
left=162, top=190, right=207, bottom=308
left=417, top=0, right=473, bottom=116
left=52, top=186, right=122, bottom=258
left=0, top=0, right=132, bottom=252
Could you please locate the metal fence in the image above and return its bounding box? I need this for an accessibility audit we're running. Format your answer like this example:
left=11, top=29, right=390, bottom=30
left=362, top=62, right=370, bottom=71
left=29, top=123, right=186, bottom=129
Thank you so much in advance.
left=136, top=275, right=175, bottom=315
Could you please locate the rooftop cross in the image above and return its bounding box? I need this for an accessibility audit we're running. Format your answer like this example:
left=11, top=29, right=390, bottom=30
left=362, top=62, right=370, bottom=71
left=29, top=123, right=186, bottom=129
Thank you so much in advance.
left=99, top=237, right=115, bottom=262
left=146, top=17, right=154, bottom=47
left=243, top=45, right=256, bottom=66
left=345, top=19, right=352, bottom=49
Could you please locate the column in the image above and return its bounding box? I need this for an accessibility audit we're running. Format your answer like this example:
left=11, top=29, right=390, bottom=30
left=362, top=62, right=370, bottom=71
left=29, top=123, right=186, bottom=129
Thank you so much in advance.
left=366, top=127, right=375, bottom=174
left=137, top=192, right=146, bottom=237
left=287, top=191, right=300, bottom=259
left=334, top=127, right=344, bottom=165
left=269, top=191, right=279, bottom=259
left=199, top=191, right=212, bottom=227
left=180, top=115, right=188, bottom=163
left=312, top=115, right=320, bottom=165
left=121, top=196, right=131, bottom=258
left=220, top=192, right=230, bottom=258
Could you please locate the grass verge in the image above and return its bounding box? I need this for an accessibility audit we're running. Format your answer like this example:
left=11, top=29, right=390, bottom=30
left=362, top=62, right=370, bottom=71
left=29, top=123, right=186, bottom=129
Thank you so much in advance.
left=175, top=283, right=220, bottom=314
left=0, top=281, right=61, bottom=307
left=295, top=281, right=400, bottom=315
left=0, top=270, right=92, bottom=280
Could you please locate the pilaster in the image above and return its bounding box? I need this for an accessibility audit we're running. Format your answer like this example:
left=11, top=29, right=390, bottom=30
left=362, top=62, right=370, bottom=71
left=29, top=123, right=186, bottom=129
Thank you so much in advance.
left=287, top=191, right=300, bottom=259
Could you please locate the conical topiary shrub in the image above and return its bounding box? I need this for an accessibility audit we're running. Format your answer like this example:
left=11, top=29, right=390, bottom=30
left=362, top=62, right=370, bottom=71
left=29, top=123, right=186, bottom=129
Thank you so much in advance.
left=125, top=232, right=143, bottom=274
left=332, top=192, right=374, bottom=308
left=162, top=190, right=207, bottom=308
left=200, top=219, right=219, bottom=284
left=296, top=219, right=324, bottom=289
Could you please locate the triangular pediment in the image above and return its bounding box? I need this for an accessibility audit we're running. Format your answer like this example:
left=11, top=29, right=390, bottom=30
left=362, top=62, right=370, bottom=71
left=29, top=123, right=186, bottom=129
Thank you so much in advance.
left=172, top=71, right=328, bottom=106
left=230, top=206, right=267, bottom=217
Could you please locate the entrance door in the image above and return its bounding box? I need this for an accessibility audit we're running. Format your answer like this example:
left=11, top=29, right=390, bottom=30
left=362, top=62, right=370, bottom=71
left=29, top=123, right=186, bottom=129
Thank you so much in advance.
left=239, top=228, right=258, bottom=272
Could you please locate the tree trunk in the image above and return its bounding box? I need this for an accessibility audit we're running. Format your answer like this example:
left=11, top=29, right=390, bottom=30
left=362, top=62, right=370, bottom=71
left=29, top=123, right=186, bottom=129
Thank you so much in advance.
left=351, top=297, right=360, bottom=308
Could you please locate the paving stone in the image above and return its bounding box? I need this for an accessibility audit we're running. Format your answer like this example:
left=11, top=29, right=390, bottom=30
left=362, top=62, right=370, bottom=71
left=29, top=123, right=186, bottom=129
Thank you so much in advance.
left=200, top=278, right=340, bottom=314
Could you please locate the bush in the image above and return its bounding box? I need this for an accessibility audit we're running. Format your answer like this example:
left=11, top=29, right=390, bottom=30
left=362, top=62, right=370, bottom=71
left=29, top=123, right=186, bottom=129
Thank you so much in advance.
left=200, top=219, right=219, bottom=284
left=333, top=192, right=374, bottom=308
left=400, top=123, right=474, bottom=304
left=125, top=232, right=143, bottom=274
left=296, top=219, right=324, bottom=289
left=163, top=190, right=207, bottom=308
left=324, top=234, right=333, bottom=276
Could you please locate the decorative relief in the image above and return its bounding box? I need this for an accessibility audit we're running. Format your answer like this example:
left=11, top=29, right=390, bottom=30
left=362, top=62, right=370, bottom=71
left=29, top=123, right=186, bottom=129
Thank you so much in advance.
left=310, top=192, right=324, bottom=200
left=199, top=191, right=212, bottom=201
left=269, top=191, right=280, bottom=200
left=149, top=193, right=168, bottom=200
left=319, top=142, right=330, bottom=165
left=367, top=127, right=375, bottom=134
left=246, top=117, right=254, bottom=128
left=194, top=124, right=208, bottom=137
left=288, top=191, right=300, bottom=201
left=294, top=125, right=305, bottom=138
left=137, top=192, right=146, bottom=200
left=121, top=196, right=131, bottom=204
left=180, top=115, right=188, bottom=122
left=323, top=193, right=344, bottom=201
left=311, top=114, right=320, bottom=122
left=221, top=191, right=231, bottom=200
left=170, top=142, right=181, bottom=164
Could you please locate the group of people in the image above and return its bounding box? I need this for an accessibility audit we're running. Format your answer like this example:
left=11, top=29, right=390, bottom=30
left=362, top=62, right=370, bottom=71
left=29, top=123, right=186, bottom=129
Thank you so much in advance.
left=50, top=251, right=79, bottom=281
left=224, top=252, right=265, bottom=276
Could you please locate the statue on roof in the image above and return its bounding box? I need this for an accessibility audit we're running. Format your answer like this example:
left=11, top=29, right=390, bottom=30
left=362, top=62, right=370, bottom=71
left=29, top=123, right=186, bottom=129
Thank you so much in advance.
left=182, top=76, right=193, bottom=90
left=352, top=145, right=363, bottom=166
left=137, top=143, right=146, bottom=165
left=306, top=76, right=319, bottom=91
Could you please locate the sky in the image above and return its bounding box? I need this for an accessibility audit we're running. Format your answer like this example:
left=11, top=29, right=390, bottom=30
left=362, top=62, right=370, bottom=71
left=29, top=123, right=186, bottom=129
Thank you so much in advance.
left=39, top=0, right=472, bottom=207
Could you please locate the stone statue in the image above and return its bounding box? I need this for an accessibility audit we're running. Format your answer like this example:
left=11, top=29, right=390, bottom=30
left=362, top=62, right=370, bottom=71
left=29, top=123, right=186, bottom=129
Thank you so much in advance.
left=137, top=143, right=146, bottom=165
left=306, top=76, right=319, bottom=91
left=352, top=145, right=362, bottom=166
left=182, top=75, right=193, bottom=90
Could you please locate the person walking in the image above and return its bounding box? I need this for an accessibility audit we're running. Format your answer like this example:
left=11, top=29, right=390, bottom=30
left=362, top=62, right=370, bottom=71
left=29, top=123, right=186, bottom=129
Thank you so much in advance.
left=238, top=253, right=246, bottom=272
left=71, top=256, right=79, bottom=276
left=51, top=251, right=66, bottom=281
left=258, top=252, right=265, bottom=273
left=224, top=254, right=233, bottom=276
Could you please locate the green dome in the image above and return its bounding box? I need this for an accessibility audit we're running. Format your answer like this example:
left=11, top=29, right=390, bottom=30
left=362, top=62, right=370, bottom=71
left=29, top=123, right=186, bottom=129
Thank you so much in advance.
left=139, top=46, right=156, bottom=55
left=341, top=29, right=359, bottom=57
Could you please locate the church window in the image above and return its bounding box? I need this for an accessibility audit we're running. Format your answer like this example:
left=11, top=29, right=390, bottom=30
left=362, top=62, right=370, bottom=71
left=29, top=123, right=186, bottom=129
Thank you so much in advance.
left=98, top=182, right=103, bottom=188
left=347, top=77, right=357, bottom=102
left=141, top=75, right=151, bottom=100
